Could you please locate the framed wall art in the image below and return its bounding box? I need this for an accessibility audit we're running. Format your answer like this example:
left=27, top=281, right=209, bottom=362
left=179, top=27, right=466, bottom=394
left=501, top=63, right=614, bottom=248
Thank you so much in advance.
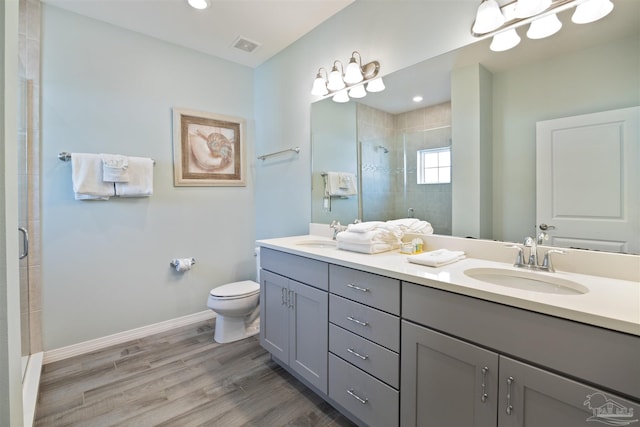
left=172, top=108, right=246, bottom=186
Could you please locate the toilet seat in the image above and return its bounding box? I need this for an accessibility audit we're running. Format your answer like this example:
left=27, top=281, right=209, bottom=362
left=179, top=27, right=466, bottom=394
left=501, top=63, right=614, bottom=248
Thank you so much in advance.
left=209, top=280, right=259, bottom=300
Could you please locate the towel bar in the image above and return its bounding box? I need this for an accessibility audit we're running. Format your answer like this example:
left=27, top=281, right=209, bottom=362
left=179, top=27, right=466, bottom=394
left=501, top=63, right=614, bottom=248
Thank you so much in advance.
left=257, top=147, right=300, bottom=161
left=58, top=152, right=156, bottom=165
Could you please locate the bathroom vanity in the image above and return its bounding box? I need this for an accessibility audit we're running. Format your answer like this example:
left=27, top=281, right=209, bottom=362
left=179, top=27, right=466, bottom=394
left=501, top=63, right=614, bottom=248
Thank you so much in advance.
left=257, top=235, right=640, bottom=427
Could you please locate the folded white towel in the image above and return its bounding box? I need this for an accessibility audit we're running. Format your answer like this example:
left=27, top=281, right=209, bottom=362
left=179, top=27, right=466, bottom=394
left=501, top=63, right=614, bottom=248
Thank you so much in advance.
left=408, top=249, right=466, bottom=267
left=347, top=221, right=385, bottom=233
left=115, top=157, right=154, bottom=197
left=387, top=218, right=434, bottom=234
left=337, top=241, right=398, bottom=254
left=71, top=153, right=116, bottom=200
left=336, top=227, right=402, bottom=246
left=325, top=172, right=357, bottom=197
left=101, top=154, right=129, bottom=183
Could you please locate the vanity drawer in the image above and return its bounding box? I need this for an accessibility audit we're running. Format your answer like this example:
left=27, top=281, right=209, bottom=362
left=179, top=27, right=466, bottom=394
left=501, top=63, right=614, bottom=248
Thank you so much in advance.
left=260, top=247, right=328, bottom=291
left=330, top=294, right=399, bottom=352
left=329, top=353, right=399, bottom=427
left=329, top=323, right=399, bottom=389
left=330, top=264, right=400, bottom=315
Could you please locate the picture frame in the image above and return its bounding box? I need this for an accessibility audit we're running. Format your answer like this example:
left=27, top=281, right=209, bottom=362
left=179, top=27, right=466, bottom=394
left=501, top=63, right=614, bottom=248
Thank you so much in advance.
left=172, top=108, right=246, bottom=186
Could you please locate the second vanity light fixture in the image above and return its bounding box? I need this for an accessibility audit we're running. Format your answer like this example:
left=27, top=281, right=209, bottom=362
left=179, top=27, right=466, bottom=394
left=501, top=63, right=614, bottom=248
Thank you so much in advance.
left=472, top=0, right=615, bottom=52
left=311, top=51, right=385, bottom=103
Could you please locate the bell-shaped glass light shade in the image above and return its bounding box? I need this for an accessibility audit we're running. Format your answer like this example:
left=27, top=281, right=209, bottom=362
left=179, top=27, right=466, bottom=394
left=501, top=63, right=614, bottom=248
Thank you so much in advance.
left=327, top=66, right=345, bottom=91
left=332, top=90, right=350, bottom=103
left=472, top=0, right=506, bottom=34
left=366, top=77, right=385, bottom=93
left=311, top=75, right=329, bottom=96
left=490, top=29, right=521, bottom=52
left=572, top=0, right=614, bottom=24
left=527, top=13, right=562, bottom=39
left=344, top=59, right=364, bottom=84
left=514, top=0, right=551, bottom=18
left=188, top=0, right=210, bottom=9
left=349, top=85, right=367, bottom=99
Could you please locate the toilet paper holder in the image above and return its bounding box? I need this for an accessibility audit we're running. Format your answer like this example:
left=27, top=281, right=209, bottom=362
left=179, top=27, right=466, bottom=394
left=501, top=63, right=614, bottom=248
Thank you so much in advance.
left=170, top=258, right=196, bottom=267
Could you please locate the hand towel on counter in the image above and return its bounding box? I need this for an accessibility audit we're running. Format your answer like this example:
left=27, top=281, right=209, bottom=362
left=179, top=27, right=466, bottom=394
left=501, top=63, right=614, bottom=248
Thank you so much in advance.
left=100, top=154, right=129, bottom=182
left=71, top=153, right=115, bottom=200
left=408, top=249, right=466, bottom=267
left=336, top=227, right=403, bottom=246
left=337, top=241, right=399, bottom=254
left=325, top=172, right=357, bottom=197
left=114, top=157, right=154, bottom=197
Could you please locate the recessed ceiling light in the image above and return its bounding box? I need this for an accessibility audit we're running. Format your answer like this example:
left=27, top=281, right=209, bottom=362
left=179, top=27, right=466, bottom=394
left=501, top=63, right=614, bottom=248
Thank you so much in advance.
left=413, top=95, right=423, bottom=103
left=188, top=0, right=210, bottom=10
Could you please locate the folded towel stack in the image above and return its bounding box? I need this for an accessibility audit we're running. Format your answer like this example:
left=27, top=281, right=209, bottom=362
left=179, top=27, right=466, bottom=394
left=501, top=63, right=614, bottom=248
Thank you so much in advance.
left=386, top=218, right=434, bottom=235
left=325, top=172, right=357, bottom=197
left=71, top=153, right=153, bottom=200
left=336, top=221, right=403, bottom=254
left=408, top=249, right=466, bottom=267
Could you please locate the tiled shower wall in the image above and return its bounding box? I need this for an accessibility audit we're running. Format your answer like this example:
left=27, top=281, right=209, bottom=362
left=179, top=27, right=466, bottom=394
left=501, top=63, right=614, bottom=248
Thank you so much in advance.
left=357, top=102, right=452, bottom=234
left=18, top=0, right=42, bottom=354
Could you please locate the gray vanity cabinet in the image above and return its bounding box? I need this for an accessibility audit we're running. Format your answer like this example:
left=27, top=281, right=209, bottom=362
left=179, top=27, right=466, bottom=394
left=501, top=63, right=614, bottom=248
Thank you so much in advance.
left=402, top=281, right=640, bottom=427
left=259, top=248, right=329, bottom=394
left=328, top=265, right=401, bottom=427
left=401, top=321, right=499, bottom=427
left=498, top=356, right=639, bottom=427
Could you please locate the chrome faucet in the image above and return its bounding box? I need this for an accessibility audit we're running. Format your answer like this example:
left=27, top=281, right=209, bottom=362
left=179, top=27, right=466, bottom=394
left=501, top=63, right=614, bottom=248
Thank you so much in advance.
left=510, top=233, right=565, bottom=272
left=330, top=220, right=346, bottom=240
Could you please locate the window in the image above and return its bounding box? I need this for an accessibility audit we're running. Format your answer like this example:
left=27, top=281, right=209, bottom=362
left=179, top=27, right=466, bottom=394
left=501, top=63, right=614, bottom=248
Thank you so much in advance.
left=417, top=147, right=451, bottom=184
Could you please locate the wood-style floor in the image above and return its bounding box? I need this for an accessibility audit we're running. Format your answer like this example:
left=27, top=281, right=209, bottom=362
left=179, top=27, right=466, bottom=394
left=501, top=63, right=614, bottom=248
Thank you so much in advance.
left=34, top=319, right=356, bottom=426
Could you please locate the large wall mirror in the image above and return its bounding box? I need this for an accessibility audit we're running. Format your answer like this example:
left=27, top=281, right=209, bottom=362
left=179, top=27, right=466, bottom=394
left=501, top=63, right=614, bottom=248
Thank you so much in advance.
left=311, top=1, right=639, bottom=254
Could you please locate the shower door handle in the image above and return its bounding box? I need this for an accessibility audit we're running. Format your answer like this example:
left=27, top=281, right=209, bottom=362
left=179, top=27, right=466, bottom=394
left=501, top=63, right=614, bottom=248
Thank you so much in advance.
left=18, top=227, right=29, bottom=259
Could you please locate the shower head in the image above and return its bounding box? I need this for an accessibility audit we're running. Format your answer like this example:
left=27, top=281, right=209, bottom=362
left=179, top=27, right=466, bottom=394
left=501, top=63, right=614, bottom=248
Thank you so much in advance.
left=377, top=145, right=389, bottom=153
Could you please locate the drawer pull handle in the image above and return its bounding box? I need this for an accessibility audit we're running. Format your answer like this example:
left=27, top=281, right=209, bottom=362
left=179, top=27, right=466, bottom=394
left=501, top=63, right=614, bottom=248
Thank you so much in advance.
left=506, top=376, right=514, bottom=415
left=346, top=283, right=369, bottom=292
left=288, top=289, right=294, bottom=309
left=347, top=388, right=368, bottom=405
left=347, top=316, right=369, bottom=327
left=281, top=287, right=287, bottom=306
left=481, top=367, right=488, bottom=403
left=347, top=348, right=369, bottom=360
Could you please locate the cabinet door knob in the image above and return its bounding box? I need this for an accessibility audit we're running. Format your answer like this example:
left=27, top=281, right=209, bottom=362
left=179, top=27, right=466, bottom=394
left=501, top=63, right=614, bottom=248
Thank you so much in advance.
left=346, top=316, right=369, bottom=327
left=347, top=348, right=369, bottom=360
left=347, top=388, right=369, bottom=404
left=506, top=376, right=514, bottom=415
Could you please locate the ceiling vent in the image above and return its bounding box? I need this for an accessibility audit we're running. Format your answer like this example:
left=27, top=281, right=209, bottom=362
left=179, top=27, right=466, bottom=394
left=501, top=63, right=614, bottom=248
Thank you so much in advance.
left=232, top=37, right=261, bottom=53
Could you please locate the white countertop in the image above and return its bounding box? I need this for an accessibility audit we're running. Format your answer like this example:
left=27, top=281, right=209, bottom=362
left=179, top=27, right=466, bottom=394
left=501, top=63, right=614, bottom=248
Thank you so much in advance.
left=257, top=235, right=640, bottom=336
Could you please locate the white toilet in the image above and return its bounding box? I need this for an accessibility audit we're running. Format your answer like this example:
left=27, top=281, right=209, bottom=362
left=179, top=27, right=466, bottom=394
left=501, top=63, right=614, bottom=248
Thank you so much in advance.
left=207, top=249, right=260, bottom=343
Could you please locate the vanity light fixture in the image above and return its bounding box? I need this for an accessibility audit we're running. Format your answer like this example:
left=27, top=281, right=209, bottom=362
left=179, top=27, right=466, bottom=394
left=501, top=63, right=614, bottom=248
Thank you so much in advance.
left=472, top=0, right=615, bottom=52
left=187, top=0, right=210, bottom=10
left=311, top=51, right=383, bottom=102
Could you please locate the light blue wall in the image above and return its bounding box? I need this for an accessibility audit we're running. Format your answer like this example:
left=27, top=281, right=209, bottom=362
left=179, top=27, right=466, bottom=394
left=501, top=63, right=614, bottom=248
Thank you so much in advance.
left=41, top=6, right=255, bottom=349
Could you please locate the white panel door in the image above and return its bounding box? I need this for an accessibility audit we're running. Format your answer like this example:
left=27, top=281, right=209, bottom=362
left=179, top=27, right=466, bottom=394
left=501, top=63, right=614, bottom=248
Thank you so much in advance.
left=536, top=106, right=639, bottom=254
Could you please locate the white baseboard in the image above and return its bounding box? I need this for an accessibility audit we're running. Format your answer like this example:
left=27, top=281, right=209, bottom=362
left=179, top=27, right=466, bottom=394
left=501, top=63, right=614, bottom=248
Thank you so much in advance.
left=43, top=311, right=216, bottom=365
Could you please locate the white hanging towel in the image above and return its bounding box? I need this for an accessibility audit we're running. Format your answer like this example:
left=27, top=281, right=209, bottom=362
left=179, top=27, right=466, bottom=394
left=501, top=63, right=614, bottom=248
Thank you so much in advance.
left=115, top=157, right=154, bottom=197
left=100, top=153, right=130, bottom=182
left=325, top=171, right=357, bottom=196
left=71, top=153, right=115, bottom=200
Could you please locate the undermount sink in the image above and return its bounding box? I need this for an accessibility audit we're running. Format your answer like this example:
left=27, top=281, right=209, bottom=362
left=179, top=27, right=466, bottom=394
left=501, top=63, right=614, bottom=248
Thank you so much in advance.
left=296, top=239, right=337, bottom=248
left=464, top=267, right=589, bottom=295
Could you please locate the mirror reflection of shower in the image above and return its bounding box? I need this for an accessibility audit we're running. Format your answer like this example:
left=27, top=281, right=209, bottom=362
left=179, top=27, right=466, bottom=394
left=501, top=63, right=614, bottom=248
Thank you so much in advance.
left=359, top=126, right=452, bottom=235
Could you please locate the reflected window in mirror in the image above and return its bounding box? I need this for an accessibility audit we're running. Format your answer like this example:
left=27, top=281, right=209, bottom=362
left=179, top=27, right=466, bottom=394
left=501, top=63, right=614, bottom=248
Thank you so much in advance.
left=418, top=146, right=451, bottom=184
